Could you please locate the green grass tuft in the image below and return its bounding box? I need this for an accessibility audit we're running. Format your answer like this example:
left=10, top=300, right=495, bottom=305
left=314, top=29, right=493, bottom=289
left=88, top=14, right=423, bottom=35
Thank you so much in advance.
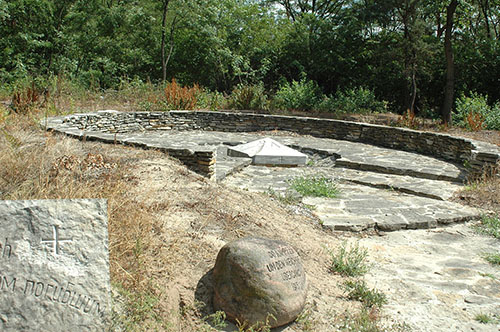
left=266, top=187, right=301, bottom=205
left=483, top=252, right=500, bottom=265
left=329, top=241, right=370, bottom=277
left=474, top=313, right=498, bottom=324
left=204, top=311, right=227, bottom=329
left=474, top=214, right=500, bottom=239
left=288, top=175, right=339, bottom=198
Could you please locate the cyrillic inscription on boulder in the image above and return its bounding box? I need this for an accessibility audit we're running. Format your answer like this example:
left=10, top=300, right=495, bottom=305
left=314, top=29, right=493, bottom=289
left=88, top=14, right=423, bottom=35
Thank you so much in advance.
left=213, top=237, right=307, bottom=328
left=0, top=199, right=111, bottom=332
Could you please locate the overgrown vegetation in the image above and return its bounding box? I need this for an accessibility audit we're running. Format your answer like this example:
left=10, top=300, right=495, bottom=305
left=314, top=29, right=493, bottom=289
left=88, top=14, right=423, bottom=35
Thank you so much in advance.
left=229, top=84, right=268, bottom=110
left=274, top=77, right=323, bottom=112
left=454, top=93, right=500, bottom=130
left=163, top=78, right=200, bottom=110
left=2, top=0, right=500, bottom=121
left=322, top=87, right=387, bottom=114
left=329, top=241, right=370, bottom=277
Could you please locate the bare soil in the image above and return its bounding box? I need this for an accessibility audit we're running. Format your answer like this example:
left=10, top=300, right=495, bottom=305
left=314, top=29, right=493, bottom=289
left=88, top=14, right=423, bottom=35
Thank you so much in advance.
left=1, top=106, right=499, bottom=331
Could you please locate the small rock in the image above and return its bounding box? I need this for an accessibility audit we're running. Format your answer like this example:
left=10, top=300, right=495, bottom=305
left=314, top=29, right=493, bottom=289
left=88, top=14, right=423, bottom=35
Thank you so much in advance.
left=213, top=237, right=307, bottom=328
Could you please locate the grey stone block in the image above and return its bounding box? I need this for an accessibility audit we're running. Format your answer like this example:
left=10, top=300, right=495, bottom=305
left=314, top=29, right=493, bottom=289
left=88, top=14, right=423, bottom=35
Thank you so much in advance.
left=0, top=199, right=111, bottom=331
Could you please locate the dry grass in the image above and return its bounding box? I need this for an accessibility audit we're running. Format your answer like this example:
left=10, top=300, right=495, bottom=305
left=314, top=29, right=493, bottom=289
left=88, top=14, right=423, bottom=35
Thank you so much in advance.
left=6, top=94, right=499, bottom=331
left=164, top=78, right=200, bottom=110
left=0, top=110, right=352, bottom=331
left=454, top=163, right=500, bottom=214
left=0, top=110, right=171, bottom=329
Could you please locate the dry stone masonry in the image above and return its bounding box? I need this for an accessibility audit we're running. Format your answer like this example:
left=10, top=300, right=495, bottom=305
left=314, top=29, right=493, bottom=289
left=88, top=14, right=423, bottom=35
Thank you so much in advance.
left=0, top=199, right=111, bottom=332
left=212, top=237, right=307, bottom=328
left=42, top=110, right=498, bottom=232
left=45, top=110, right=500, bottom=179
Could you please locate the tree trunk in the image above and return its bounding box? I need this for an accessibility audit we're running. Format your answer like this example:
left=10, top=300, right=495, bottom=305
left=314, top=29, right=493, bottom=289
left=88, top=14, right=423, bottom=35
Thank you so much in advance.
left=479, top=0, right=491, bottom=38
left=161, top=0, right=170, bottom=83
left=441, top=0, right=458, bottom=125
left=165, top=15, right=177, bottom=77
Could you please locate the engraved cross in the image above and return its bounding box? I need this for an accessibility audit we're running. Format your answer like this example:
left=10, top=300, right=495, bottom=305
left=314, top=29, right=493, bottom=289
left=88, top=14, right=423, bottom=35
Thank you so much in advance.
left=41, top=226, right=73, bottom=256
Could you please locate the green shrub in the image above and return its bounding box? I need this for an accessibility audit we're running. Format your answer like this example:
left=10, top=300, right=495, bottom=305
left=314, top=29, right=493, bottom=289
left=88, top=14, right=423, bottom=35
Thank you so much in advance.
left=274, top=78, right=323, bottom=111
left=196, top=89, right=226, bottom=111
left=320, top=87, right=386, bottom=114
left=486, top=103, right=500, bottom=130
left=454, top=93, right=500, bottom=130
left=228, top=83, right=267, bottom=110
left=343, top=280, right=387, bottom=308
left=329, top=241, right=370, bottom=277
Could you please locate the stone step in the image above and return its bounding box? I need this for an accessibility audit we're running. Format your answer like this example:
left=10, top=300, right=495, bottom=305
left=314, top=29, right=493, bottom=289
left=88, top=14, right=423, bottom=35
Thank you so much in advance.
left=303, top=184, right=482, bottom=232
left=331, top=167, right=464, bottom=201
left=335, top=158, right=466, bottom=183
left=215, top=146, right=252, bottom=181
left=288, top=137, right=468, bottom=183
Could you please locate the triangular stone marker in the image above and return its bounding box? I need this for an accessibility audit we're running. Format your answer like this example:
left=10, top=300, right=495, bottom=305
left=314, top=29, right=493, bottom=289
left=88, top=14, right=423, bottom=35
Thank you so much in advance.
left=228, top=138, right=307, bottom=166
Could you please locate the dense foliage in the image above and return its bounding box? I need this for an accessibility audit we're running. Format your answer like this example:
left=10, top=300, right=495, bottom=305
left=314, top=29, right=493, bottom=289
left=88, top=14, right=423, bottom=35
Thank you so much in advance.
left=1, top=0, right=499, bottom=120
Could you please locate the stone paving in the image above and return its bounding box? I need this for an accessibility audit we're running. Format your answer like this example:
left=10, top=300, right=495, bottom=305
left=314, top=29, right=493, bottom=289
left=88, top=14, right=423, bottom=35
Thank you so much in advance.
left=45, top=122, right=483, bottom=232
left=221, top=165, right=479, bottom=232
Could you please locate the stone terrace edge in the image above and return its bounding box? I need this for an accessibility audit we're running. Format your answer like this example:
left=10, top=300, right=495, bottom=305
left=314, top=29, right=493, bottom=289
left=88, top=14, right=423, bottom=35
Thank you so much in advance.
left=44, top=110, right=500, bottom=179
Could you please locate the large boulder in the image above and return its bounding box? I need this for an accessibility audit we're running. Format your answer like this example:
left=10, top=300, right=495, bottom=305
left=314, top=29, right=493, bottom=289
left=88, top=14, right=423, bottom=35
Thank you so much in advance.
left=213, top=237, right=307, bottom=328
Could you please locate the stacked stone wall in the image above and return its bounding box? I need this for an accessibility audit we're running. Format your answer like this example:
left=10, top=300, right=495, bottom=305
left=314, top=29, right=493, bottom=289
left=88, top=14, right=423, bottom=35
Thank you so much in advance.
left=61, top=110, right=500, bottom=179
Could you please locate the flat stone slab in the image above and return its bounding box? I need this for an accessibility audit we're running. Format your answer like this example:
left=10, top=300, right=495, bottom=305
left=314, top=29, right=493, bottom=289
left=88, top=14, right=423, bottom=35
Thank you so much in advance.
left=360, top=224, right=500, bottom=331
left=227, top=138, right=308, bottom=166
left=222, top=166, right=481, bottom=232
left=0, top=199, right=111, bottom=331
left=332, top=167, right=464, bottom=201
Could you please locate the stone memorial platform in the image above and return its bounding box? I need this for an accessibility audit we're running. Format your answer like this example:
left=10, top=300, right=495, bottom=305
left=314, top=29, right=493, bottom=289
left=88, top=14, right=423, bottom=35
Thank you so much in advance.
left=227, top=137, right=308, bottom=166
left=44, top=111, right=500, bottom=232
left=0, top=199, right=111, bottom=332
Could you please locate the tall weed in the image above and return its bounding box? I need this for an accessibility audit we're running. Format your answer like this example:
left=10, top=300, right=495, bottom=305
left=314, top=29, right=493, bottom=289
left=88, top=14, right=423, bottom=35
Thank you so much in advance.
left=229, top=83, right=267, bottom=110
left=164, top=78, right=200, bottom=110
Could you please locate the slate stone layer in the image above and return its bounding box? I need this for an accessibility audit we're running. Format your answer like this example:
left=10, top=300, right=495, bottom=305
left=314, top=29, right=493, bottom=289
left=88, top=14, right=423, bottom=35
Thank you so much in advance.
left=51, top=110, right=500, bottom=179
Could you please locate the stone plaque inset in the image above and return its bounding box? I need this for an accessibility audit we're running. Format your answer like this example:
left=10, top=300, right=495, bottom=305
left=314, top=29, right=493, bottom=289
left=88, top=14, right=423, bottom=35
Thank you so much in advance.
left=0, top=199, right=111, bottom=331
